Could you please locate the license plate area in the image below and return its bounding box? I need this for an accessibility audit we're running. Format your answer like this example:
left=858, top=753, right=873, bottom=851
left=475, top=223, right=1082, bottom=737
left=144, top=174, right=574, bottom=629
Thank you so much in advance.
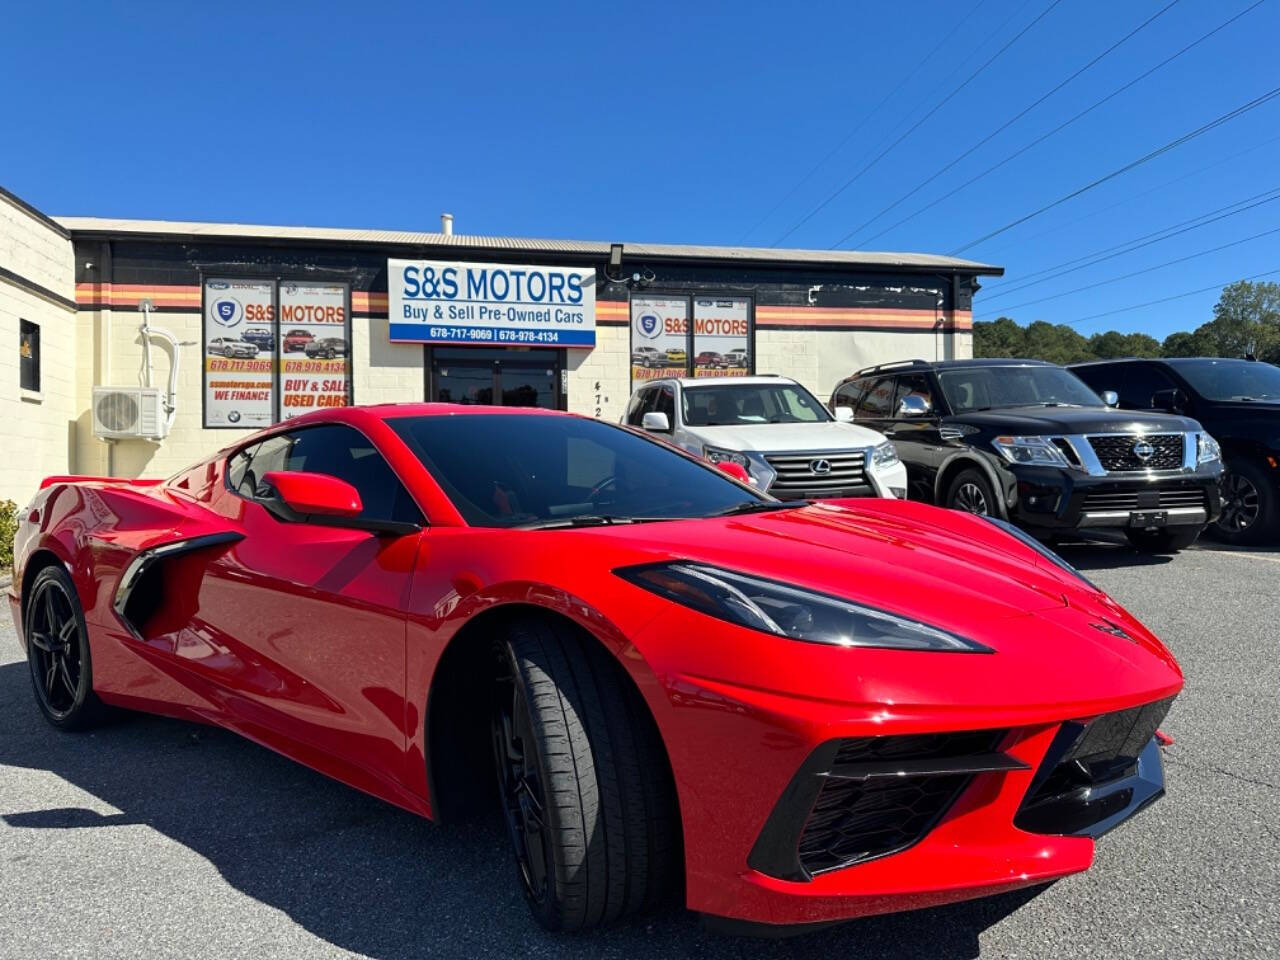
left=1129, top=510, right=1168, bottom=528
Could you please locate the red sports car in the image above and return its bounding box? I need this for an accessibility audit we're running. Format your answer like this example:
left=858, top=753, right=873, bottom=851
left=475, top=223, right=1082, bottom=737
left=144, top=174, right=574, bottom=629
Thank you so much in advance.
left=9, top=404, right=1181, bottom=934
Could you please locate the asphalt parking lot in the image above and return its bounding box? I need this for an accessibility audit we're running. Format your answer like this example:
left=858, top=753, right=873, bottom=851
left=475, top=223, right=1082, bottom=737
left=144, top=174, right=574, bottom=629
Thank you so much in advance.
left=1, top=538, right=1277, bottom=960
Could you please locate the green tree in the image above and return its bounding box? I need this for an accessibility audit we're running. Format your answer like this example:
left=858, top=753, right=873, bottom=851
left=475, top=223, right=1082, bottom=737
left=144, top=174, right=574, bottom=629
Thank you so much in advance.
left=1161, top=328, right=1218, bottom=357
left=1021, top=321, right=1094, bottom=364
left=1087, top=331, right=1160, bottom=359
left=972, top=317, right=1025, bottom=357
left=1206, top=280, right=1280, bottom=360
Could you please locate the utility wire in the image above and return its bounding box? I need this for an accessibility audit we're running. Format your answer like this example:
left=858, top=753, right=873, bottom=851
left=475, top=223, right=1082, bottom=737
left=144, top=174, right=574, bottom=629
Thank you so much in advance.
left=951, top=82, right=1280, bottom=255
left=736, top=0, right=990, bottom=243
left=855, top=0, right=1267, bottom=251
left=1057, top=265, right=1280, bottom=326
left=977, top=224, right=1280, bottom=316
left=832, top=0, right=1181, bottom=249
left=772, top=0, right=1064, bottom=247
left=982, top=187, right=1280, bottom=299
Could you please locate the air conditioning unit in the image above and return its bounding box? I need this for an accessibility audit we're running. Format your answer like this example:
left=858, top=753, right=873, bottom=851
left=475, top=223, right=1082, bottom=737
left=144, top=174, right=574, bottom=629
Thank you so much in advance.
left=92, top=386, right=169, bottom=440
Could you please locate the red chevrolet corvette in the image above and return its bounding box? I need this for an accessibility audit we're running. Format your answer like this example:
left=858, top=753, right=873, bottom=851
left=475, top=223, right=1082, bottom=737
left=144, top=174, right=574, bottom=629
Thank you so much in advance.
left=9, top=404, right=1181, bottom=933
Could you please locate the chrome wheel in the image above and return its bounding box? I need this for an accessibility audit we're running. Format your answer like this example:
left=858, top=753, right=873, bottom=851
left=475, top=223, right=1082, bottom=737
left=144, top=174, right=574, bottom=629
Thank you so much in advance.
left=1218, top=471, right=1261, bottom=534
left=954, top=482, right=990, bottom=515
left=27, top=578, right=84, bottom=719
left=491, top=669, right=549, bottom=905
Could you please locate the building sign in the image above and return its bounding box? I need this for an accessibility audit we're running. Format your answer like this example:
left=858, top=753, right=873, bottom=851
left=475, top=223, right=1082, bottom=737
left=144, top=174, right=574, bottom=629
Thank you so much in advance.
left=203, top=278, right=275, bottom=427
left=279, top=282, right=350, bottom=419
left=388, top=258, right=596, bottom=347
left=630, top=296, right=689, bottom=383
left=693, top=297, right=750, bottom=377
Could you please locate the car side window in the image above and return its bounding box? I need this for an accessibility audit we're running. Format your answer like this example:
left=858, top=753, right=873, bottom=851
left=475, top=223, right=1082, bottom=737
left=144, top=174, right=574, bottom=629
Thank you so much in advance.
left=854, top=377, right=896, bottom=419
left=893, top=374, right=934, bottom=417
left=1115, top=363, right=1177, bottom=409
left=832, top=379, right=863, bottom=410
left=653, top=385, right=676, bottom=428
left=625, top=388, right=651, bottom=426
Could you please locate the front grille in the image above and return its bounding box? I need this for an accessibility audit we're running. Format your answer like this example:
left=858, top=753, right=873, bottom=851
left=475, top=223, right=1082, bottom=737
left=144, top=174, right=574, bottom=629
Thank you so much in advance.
left=1081, top=487, right=1206, bottom=513
left=764, top=450, right=866, bottom=494
left=1016, top=696, right=1174, bottom=836
left=796, top=730, right=1005, bottom=875
left=1086, top=434, right=1184, bottom=471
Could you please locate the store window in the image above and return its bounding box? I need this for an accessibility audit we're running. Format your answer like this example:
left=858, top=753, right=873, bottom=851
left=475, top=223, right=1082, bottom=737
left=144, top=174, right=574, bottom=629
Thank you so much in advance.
left=203, top=278, right=352, bottom=428
left=19, top=320, right=40, bottom=392
left=629, top=294, right=753, bottom=386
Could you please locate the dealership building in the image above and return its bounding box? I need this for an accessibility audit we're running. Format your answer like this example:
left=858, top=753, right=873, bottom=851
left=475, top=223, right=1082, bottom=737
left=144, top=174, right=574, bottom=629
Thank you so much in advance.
left=0, top=184, right=1001, bottom=503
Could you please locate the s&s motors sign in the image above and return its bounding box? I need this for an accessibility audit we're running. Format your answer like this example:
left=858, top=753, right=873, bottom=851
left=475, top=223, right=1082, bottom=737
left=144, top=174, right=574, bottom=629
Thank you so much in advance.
left=388, top=258, right=596, bottom=347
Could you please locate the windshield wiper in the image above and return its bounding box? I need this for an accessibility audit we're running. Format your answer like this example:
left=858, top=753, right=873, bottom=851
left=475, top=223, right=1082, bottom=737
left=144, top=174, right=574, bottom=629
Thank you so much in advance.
left=515, top=515, right=672, bottom=530
left=712, top=499, right=809, bottom=517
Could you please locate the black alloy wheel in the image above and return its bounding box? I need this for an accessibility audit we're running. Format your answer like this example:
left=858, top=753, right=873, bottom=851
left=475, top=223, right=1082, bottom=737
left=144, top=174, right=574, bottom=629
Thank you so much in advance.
left=1219, top=470, right=1261, bottom=535
left=947, top=468, right=996, bottom=517
left=491, top=665, right=551, bottom=908
left=1213, top=459, right=1278, bottom=545
left=24, top=566, right=106, bottom=729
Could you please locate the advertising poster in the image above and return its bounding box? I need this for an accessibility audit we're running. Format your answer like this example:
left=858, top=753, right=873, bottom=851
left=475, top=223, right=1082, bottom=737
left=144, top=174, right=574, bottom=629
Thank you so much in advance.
left=279, top=282, right=350, bottom=419
left=692, top=297, right=750, bottom=377
left=630, top=296, right=689, bottom=384
left=387, top=258, right=596, bottom=347
left=203, top=278, right=275, bottom=427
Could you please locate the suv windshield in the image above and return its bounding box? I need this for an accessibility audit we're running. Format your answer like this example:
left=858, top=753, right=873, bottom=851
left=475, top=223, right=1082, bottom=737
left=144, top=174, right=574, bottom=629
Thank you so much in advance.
left=939, top=366, right=1102, bottom=413
left=389, top=414, right=764, bottom=527
left=682, top=382, right=831, bottom=425
left=1164, top=358, right=1280, bottom=401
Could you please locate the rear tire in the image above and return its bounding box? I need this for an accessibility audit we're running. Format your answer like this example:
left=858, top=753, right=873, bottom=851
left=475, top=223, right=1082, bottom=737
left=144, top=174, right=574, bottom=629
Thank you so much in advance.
left=1214, top=458, right=1278, bottom=545
left=945, top=468, right=997, bottom=516
left=490, top=617, right=679, bottom=931
left=24, top=565, right=109, bottom=730
left=1125, top=525, right=1202, bottom=553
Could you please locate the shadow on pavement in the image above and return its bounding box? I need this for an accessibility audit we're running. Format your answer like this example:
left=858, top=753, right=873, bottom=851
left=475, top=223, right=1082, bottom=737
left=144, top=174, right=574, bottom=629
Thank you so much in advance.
left=0, top=661, right=1049, bottom=959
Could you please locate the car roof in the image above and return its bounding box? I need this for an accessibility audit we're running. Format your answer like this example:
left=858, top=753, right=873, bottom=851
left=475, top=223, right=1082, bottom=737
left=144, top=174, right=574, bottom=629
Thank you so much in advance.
left=636, top=376, right=798, bottom=389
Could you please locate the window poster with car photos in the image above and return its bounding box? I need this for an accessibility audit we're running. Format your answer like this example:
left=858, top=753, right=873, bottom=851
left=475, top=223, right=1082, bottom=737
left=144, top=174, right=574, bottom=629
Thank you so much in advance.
left=692, top=297, right=750, bottom=378
left=203, top=278, right=275, bottom=427
left=279, top=282, right=350, bottom=419
left=630, top=296, right=689, bottom=384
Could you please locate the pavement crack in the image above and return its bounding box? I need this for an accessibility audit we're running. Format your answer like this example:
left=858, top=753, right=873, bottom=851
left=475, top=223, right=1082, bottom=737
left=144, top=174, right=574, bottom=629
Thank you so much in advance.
left=1165, top=754, right=1279, bottom=791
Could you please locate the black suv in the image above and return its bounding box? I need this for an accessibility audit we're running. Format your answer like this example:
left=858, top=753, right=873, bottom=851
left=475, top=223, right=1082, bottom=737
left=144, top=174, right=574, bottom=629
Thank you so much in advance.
left=1071, top=357, right=1280, bottom=544
left=829, top=359, right=1224, bottom=551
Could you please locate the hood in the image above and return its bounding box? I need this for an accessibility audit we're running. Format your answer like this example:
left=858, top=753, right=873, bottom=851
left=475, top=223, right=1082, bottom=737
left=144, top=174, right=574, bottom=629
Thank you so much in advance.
left=687, top=420, right=888, bottom=453
left=951, top=405, right=1201, bottom=434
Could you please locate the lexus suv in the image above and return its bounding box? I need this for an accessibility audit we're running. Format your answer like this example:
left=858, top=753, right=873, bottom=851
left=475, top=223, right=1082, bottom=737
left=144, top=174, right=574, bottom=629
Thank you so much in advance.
left=622, top=376, right=907, bottom=499
left=830, top=359, right=1224, bottom=551
left=1071, top=356, right=1280, bottom=544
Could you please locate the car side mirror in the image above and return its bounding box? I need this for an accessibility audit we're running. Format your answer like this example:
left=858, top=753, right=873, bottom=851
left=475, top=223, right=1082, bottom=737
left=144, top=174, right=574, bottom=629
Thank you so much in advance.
left=1100, top=390, right=1119, bottom=407
left=263, top=471, right=362, bottom=517
left=714, top=461, right=752, bottom=484
left=897, top=395, right=932, bottom=418
left=834, top=406, right=855, bottom=423
left=641, top=411, right=670, bottom=432
left=1150, top=387, right=1186, bottom=413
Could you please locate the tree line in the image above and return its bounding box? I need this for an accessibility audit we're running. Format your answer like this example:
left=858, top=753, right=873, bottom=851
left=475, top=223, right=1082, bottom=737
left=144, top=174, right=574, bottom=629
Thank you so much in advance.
left=974, top=280, right=1280, bottom=364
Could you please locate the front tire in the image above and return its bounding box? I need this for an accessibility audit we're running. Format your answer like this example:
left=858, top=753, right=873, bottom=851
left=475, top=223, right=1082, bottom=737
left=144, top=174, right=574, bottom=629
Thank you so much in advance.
left=24, top=565, right=108, bottom=730
left=1125, top=525, right=1202, bottom=553
left=946, top=468, right=997, bottom=516
left=1214, top=458, right=1278, bottom=545
left=490, top=617, right=679, bottom=931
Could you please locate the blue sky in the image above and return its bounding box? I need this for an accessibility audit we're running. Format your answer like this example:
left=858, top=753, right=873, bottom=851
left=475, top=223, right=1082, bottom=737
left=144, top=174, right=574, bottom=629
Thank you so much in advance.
left=4, top=0, right=1277, bottom=339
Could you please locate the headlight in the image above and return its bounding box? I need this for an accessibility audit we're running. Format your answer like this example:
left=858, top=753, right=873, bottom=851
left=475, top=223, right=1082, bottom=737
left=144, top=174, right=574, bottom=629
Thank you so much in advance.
left=991, top=435, right=1071, bottom=467
left=984, top=517, right=1099, bottom=592
left=872, top=440, right=899, bottom=468
left=1196, top=432, right=1221, bottom=464
left=704, top=446, right=749, bottom=469
left=615, top=562, right=991, bottom=653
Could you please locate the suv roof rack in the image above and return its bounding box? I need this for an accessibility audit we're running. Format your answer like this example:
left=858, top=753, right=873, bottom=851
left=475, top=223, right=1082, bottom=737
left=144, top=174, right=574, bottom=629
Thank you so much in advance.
left=850, top=359, right=931, bottom=378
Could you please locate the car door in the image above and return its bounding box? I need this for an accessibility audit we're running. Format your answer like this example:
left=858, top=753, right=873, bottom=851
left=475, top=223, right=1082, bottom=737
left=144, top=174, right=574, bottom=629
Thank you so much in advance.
left=201, top=423, right=425, bottom=791
left=885, top=372, right=945, bottom=498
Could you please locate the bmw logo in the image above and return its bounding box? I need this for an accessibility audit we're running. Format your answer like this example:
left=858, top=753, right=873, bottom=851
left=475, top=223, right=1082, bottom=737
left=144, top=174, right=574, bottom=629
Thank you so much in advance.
left=810, top=459, right=832, bottom=475
left=1132, top=439, right=1155, bottom=462
left=227, top=410, right=241, bottom=423
left=637, top=312, right=662, bottom=339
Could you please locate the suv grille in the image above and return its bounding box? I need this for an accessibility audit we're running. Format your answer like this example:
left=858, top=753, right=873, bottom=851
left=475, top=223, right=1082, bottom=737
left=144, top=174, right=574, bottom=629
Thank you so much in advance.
left=1086, top=434, right=1183, bottom=471
left=1081, top=487, right=1206, bottom=513
left=764, top=450, right=866, bottom=494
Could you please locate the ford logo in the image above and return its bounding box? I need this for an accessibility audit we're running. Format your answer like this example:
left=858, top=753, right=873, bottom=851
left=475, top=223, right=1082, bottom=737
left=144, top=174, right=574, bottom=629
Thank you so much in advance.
left=1132, top=439, right=1155, bottom=462
left=810, top=459, right=832, bottom=475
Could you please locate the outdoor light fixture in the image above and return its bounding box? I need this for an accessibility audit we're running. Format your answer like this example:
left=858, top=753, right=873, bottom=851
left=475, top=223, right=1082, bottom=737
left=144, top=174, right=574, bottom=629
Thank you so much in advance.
left=609, top=243, right=624, bottom=269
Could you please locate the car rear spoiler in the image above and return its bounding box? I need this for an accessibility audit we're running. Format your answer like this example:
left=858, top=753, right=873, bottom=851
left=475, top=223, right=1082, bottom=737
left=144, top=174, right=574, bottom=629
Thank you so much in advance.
left=38, top=475, right=166, bottom=490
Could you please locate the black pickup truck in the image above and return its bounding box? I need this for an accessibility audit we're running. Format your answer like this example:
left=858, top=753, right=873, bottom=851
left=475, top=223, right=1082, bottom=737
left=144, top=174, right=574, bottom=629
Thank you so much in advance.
left=829, top=358, right=1224, bottom=552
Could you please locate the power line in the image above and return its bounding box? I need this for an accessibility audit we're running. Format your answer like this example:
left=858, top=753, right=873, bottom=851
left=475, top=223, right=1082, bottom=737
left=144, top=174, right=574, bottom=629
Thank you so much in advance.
left=736, top=0, right=990, bottom=243
left=977, top=224, right=1280, bottom=316
left=831, top=0, right=1181, bottom=249
left=854, top=0, right=1267, bottom=250
left=951, top=82, right=1280, bottom=254
left=982, top=187, right=1280, bottom=299
left=772, top=0, right=1064, bottom=247
left=1055, top=265, right=1280, bottom=326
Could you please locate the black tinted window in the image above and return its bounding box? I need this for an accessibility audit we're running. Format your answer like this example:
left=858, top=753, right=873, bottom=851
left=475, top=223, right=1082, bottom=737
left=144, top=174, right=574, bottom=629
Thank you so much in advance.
left=855, top=377, right=895, bottom=419
left=389, top=414, right=760, bottom=527
left=1113, top=363, right=1177, bottom=409
left=653, top=385, right=676, bottom=428
left=832, top=379, right=863, bottom=410
left=893, top=374, right=934, bottom=417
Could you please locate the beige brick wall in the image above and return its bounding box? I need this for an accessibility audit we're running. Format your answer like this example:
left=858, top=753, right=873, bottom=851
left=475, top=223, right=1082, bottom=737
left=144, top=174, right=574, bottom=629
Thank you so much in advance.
left=566, top=324, right=628, bottom=420
left=0, top=193, right=77, bottom=505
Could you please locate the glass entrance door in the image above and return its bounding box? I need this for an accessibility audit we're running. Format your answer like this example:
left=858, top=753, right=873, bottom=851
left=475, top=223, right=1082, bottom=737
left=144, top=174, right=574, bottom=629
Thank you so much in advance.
left=428, top=347, right=563, bottom=409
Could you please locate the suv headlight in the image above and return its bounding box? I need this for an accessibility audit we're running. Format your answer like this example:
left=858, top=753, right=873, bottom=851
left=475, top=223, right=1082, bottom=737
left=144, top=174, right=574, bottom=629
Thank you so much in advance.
left=991, top=435, right=1071, bottom=467
left=872, top=440, right=899, bottom=468
left=1196, top=432, right=1221, bottom=464
left=616, top=562, right=991, bottom=652
left=704, top=446, right=749, bottom=469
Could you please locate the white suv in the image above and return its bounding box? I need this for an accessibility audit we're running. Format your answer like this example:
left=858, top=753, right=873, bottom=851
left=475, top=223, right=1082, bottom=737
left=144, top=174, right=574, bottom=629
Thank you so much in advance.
left=621, top=376, right=907, bottom=499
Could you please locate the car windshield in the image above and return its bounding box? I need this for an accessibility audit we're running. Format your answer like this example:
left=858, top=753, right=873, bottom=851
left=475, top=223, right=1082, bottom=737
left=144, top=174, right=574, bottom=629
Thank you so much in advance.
left=682, top=383, right=831, bottom=425
left=1164, top=358, right=1280, bottom=401
left=389, top=414, right=766, bottom=527
left=939, top=366, right=1103, bottom=412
